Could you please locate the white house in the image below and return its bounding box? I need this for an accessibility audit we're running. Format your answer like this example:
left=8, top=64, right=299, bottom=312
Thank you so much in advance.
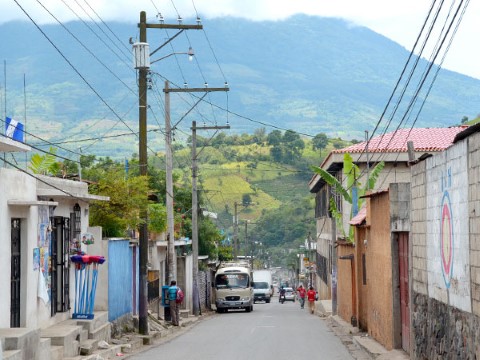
left=0, top=136, right=108, bottom=331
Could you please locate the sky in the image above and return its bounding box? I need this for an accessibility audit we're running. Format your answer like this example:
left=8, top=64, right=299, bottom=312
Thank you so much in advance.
left=2, top=0, right=480, bottom=79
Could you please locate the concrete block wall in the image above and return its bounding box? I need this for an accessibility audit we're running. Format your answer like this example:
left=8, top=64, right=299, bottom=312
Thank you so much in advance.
left=469, top=133, right=480, bottom=316
left=411, top=161, right=428, bottom=297
left=411, top=131, right=480, bottom=359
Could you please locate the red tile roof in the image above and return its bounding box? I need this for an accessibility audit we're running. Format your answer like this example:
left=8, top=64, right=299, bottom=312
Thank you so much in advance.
left=349, top=206, right=366, bottom=226
left=333, top=127, right=467, bottom=154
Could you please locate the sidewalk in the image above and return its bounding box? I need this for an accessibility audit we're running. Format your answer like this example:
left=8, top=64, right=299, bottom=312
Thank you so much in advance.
left=316, top=300, right=409, bottom=360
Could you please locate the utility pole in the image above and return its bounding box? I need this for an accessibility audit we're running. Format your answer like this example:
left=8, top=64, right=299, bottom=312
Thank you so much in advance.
left=137, top=11, right=149, bottom=336
left=244, top=221, right=248, bottom=261
left=136, top=11, right=202, bottom=335
left=191, top=120, right=230, bottom=316
left=165, top=80, right=176, bottom=285
left=233, top=201, right=238, bottom=259
left=163, top=85, right=229, bottom=317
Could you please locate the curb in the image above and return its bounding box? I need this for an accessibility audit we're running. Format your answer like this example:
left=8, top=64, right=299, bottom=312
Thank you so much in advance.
left=330, top=315, right=409, bottom=360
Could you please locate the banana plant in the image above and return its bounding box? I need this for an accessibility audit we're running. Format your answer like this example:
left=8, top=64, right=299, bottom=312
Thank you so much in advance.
left=29, top=147, right=61, bottom=175
left=311, top=153, right=385, bottom=243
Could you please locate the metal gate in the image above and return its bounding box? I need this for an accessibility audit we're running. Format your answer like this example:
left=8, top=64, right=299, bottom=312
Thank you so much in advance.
left=51, top=217, right=71, bottom=316
left=10, top=218, right=21, bottom=327
left=398, top=232, right=410, bottom=353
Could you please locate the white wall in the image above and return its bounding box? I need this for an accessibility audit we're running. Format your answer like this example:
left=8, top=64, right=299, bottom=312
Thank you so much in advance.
left=0, top=168, right=96, bottom=329
left=0, top=169, right=37, bottom=328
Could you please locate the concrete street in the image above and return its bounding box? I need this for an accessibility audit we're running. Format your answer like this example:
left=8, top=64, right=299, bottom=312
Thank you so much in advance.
left=130, top=299, right=355, bottom=360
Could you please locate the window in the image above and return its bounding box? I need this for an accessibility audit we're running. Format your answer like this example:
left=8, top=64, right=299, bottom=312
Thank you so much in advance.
left=315, top=187, right=328, bottom=218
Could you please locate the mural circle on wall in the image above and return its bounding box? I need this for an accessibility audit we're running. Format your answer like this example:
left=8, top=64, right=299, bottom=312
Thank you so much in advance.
left=440, top=191, right=454, bottom=288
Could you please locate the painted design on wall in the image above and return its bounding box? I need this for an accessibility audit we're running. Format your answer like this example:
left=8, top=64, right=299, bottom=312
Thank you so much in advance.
left=426, top=141, right=470, bottom=313
left=440, top=176, right=454, bottom=288
left=33, top=247, right=40, bottom=271
left=38, top=205, right=52, bottom=299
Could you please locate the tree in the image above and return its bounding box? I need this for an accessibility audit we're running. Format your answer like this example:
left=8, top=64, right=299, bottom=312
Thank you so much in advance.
left=312, top=133, right=328, bottom=152
left=267, top=130, right=282, bottom=146
left=89, top=170, right=149, bottom=237
left=242, top=193, right=252, bottom=207
left=148, top=203, right=167, bottom=234
left=282, top=130, right=300, bottom=143
left=311, top=153, right=385, bottom=242
left=270, top=145, right=283, bottom=162
left=253, top=128, right=267, bottom=144
left=198, top=216, right=224, bottom=259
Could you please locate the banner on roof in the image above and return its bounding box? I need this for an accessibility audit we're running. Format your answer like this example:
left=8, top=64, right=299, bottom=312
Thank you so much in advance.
left=5, top=117, right=24, bottom=142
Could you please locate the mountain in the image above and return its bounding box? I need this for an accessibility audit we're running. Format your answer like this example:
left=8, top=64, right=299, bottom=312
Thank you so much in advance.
left=1, top=15, right=479, bottom=158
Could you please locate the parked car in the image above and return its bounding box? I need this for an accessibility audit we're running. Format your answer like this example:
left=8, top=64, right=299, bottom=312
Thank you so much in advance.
left=284, top=287, right=295, bottom=302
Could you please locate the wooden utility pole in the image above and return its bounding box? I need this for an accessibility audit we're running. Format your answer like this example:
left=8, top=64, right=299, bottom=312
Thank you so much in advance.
left=163, top=85, right=229, bottom=316
left=137, top=11, right=202, bottom=335
left=191, top=120, right=230, bottom=316
left=233, top=201, right=238, bottom=259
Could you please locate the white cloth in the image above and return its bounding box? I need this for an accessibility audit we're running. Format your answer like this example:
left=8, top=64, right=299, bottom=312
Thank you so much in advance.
left=37, top=270, right=50, bottom=304
left=5, top=118, right=18, bottom=138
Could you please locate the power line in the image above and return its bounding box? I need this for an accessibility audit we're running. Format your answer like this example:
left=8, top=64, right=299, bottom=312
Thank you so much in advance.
left=14, top=0, right=139, bottom=140
left=82, top=0, right=132, bottom=54
left=59, top=0, right=132, bottom=70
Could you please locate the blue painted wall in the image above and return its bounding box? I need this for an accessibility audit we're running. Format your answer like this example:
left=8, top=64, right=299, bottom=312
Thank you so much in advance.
left=108, top=239, right=133, bottom=322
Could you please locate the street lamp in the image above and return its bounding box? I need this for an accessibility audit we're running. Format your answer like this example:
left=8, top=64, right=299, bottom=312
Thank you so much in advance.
left=151, top=47, right=194, bottom=65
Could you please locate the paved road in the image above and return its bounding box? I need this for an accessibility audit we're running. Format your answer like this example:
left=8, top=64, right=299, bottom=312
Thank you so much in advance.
left=131, top=298, right=354, bottom=360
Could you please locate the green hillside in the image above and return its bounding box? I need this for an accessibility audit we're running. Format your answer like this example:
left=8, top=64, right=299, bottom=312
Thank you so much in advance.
left=1, top=15, right=479, bottom=160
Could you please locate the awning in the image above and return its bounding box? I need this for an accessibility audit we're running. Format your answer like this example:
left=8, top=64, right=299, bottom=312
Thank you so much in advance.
left=8, top=200, right=58, bottom=207
left=156, top=238, right=192, bottom=247
left=0, top=136, right=31, bottom=152
left=36, top=189, right=109, bottom=202
left=349, top=206, right=366, bottom=226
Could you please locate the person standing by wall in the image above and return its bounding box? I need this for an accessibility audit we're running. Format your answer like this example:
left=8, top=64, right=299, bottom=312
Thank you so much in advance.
left=297, top=284, right=306, bottom=309
left=307, top=286, right=316, bottom=314
left=168, top=280, right=179, bottom=326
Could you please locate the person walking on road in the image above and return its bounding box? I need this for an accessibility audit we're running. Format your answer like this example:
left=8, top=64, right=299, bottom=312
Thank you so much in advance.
left=168, top=280, right=180, bottom=326
left=296, top=284, right=306, bottom=309
left=307, top=286, right=316, bottom=314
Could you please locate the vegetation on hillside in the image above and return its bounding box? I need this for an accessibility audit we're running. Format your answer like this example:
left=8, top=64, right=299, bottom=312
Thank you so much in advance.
left=29, top=128, right=350, bottom=267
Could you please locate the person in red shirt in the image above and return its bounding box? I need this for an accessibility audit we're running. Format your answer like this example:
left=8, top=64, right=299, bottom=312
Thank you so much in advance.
left=296, top=285, right=306, bottom=309
left=307, top=286, right=316, bottom=314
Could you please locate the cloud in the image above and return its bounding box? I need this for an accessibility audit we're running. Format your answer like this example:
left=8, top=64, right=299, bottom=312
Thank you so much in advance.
left=2, top=0, right=479, bottom=79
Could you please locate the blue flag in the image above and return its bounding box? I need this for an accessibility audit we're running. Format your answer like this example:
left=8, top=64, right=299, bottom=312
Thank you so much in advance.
left=5, top=117, right=24, bottom=142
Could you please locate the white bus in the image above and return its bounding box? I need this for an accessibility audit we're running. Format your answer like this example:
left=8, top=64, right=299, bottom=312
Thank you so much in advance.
left=214, top=262, right=254, bottom=313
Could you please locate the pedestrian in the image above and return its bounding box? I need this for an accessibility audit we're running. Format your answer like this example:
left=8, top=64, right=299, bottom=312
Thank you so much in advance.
left=307, top=286, right=316, bottom=314
left=168, top=280, right=180, bottom=326
left=296, top=284, right=306, bottom=309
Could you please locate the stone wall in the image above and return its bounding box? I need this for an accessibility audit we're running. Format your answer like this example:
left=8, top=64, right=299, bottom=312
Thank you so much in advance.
left=412, top=293, right=480, bottom=359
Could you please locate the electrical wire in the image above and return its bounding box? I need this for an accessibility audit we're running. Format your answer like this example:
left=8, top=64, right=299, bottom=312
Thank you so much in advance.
left=59, top=0, right=133, bottom=70
left=35, top=0, right=137, bottom=95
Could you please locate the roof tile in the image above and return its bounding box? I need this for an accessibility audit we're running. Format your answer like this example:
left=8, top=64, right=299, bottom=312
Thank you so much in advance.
left=333, top=127, right=467, bottom=154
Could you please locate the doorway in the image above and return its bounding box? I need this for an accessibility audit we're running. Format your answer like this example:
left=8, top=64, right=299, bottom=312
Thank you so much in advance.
left=398, top=232, right=410, bottom=353
left=10, top=218, right=21, bottom=327
left=50, top=216, right=71, bottom=316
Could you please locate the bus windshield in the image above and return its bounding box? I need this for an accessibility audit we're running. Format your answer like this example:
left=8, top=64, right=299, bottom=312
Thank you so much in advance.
left=215, top=273, right=249, bottom=289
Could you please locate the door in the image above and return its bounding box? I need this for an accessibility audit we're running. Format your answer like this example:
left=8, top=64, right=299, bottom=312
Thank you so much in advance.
left=51, top=216, right=71, bottom=316
left=399, top=232, right=410, bottom=353
left=10, top=218, right=21, bottom=327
